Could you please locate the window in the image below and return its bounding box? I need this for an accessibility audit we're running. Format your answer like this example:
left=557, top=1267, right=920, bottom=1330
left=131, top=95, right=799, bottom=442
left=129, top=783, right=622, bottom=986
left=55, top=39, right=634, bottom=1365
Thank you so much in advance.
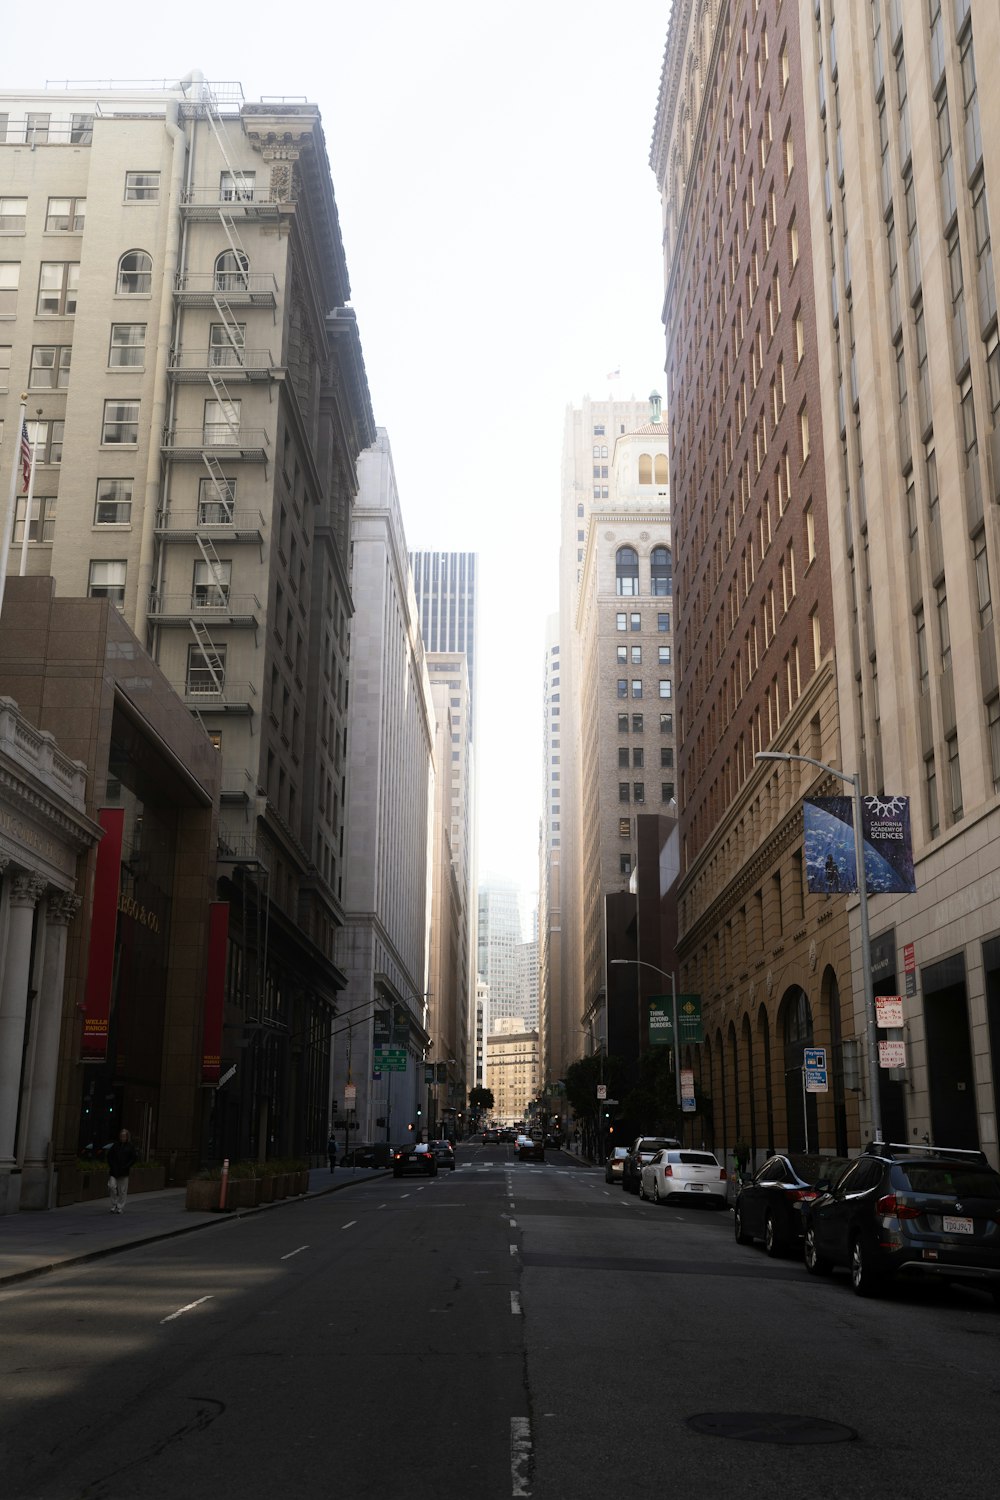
left=25, top=418, right=64, bottom=464
left=651, top=546, right=672, bottom=596
left=616, top=612, right=627, bottom=631
left=193, top=558, right=232, bottom=606
left=657, top=612, right=670, bottom=632
left=633, top=748, right=644, bottom=769
left=618, top=747, right=629, bottom=769
left=617, top=678, right=628, bottom=699
left=198, top=475, right=236, bottom=524
left=0, top=262, right=18, bottom=314
left=632, top=713, right=643, bottom=732
left=630, top=612, right=641, bottom=631
left=915, top=605, right=928, bottom=693
left=660, top=712, right=673, bottom=733
left=659, top=680, right=673, bottom=699
left=936, top=582, right=951, bottom=672
left=220, top=171, right=256, bottom=202
left=620, top=855, right=632, bottom=876
left=70, top=113, right=94, bottom=145
left=214, top=249, right=249, bottom=292
left=45, top=197, right=86, bottom=232
left=947, top=734, right=962, bottom=820
left=973, top=529, right=993, bottom=627
left=660, top=747, right=674, bottom=768
left=634, top=783, right=645, bottom=805
left=102, top=399, right=139, bottom=445
left=109, top=323, right=146, bottom=367
left=631, top=680, right=643, bottom=699
left=26, top=113, right=49, bottom=144
left=88, top=560, right=126, bottom=608
left=661, top=782, right=676, bottom=802
left=805, top=501, right=816, bottom=563
left=186, top=642, right=226, bottom=695
left=210, top=322, right=247, bottom=365
left=619, top=782, right=630, bottom=803
left=783, top=125, right=794, bottom=180
left=617, top=644, right=628, bottom=665
left=204, top=397, right=240, bottom=444
left=0, top=344, right=9, bottom=392
left=13, top=494, right=56, bottom=544
left=116, top=250, right=151, bottom=295
left=630, top=645, right=642, bottom=665
left=0, top=197, right=27, bottom=232
left=616, top=546, right=639, bottom=595
left=988, top=697, right=1000, bottom=793
left=799, top=404, right=810, bottom=464
left=37, top=261, right=79, bottom=315
left=658, top=646, right=671, bottom=665
left=94, top=478, right=134, bottom=525
left=29, top=345, right=71, bottom=388
left=124, top=171, right=159, bottom=202
left=789, top=216, right=799, bottom=268
left=617, top=712, right=629, bottom=733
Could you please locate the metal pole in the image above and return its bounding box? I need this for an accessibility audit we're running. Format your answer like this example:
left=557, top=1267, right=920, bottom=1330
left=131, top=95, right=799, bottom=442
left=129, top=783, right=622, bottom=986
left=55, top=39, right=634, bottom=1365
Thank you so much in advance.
left=852, top=771, right=883, bottom=1143
left=801, top=1064, right=809, bottom=1154
left=19, top=414, right=41, bottom=576
left=671, top=971, right=682, bottom=1109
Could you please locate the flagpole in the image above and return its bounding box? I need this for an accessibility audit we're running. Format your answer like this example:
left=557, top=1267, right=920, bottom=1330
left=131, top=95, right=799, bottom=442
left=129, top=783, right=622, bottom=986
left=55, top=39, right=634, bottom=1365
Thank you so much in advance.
left=0, top=394, right=28, bottom=621
left=19, top=411, right=41, bottom=576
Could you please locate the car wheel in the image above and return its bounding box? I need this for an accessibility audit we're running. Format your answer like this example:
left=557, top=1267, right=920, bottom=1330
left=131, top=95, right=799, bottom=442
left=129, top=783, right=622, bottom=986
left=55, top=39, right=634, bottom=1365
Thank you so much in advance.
left=653, top=1180, right=661, bottom=1204
left=803, top=1226, right=832, bottom=1275
left=638, top=1179, right=647, bottom=1200
left=850, top=1234, right=882, bottom=1297
left=733, top=1205, right=751, bottom=1244
left=764, top=1211, right=782, bottom=1258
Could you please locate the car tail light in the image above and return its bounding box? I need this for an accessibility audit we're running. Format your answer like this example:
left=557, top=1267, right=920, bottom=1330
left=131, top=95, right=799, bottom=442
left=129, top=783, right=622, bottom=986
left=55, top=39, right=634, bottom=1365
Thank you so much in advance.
left=719, top=1169, right=727, bottom=1181
left=876, top=1193, right=921, bottom=1220
left=788, top=1189, right=818, bottom=1202
left=663, top=1165, right=673, bottom=1177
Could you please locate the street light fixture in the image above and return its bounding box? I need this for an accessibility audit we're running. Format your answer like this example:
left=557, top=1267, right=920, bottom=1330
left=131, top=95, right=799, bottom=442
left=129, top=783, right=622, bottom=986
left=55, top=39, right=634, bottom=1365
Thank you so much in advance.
left=755, top=750, right=883, bottom=1143
left=609, top=958, right=682, bottom=1110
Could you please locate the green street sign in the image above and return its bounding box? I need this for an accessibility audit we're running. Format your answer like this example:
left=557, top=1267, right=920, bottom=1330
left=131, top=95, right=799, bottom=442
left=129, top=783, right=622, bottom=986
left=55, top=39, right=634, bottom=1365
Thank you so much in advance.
left=375, top=1048, right=408, bottom=1072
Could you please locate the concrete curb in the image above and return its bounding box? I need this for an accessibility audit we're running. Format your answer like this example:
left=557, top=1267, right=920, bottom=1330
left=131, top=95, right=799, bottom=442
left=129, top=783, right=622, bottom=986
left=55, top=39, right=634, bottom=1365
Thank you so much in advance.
left=0, top=1171, right=392, bottom=1289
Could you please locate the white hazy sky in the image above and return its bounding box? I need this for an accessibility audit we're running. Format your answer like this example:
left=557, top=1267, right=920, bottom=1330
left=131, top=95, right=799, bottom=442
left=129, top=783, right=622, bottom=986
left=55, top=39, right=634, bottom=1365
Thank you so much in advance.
left=6, top=0, right=673, bottom=897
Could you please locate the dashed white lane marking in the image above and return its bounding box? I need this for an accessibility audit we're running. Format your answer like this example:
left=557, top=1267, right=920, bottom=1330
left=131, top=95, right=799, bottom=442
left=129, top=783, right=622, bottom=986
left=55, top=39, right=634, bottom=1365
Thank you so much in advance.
left=377, top=1203, right=386, bottom=1210
left=509, top=1218, right=517, bottom=1229
left=161, top=1296, right=212, bottom=1324
left=509, top=1244, right=518, bottom=1256
left=341, top=1220, right=356, bottom=1230
left=401, top=1193, right=410, bottom=1199
left=280, top=1245, right=309, bottom=1260
left=510, top=1291, right=522, bottom=1315
left=511, top=1415, right=532, bottom=1496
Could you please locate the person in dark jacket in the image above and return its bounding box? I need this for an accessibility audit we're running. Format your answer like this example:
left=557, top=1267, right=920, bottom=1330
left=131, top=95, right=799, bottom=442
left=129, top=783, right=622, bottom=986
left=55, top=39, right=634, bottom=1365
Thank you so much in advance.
left=106, top=1129, right=138, bottom=1213
left=327, top=1132, right=338, bottom=1174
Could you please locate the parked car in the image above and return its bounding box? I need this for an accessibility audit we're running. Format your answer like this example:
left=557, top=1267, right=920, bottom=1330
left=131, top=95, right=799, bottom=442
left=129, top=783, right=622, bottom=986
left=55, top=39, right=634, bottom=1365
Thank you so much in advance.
left=428, top=1139, right=456, bottom=1171
left=734, top=1153, right=851, bottom=1256
left=639, top=1148, right=727, bottom=1206
left=605, top=1146, right=629, bottom=1183
left=802, top=1141, right=1000, bottom=1301
left=621, top=1136, right=682, bottom=1194
left=517, top=1134, right=545, bottom=1162
left=392, top=1143, right=438, bottom=1178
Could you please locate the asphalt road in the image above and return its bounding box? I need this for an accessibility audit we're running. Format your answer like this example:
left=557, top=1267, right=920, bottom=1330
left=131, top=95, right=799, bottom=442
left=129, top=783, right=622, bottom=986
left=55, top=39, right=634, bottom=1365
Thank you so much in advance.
left=2, top=1142, right=999, bottom=1499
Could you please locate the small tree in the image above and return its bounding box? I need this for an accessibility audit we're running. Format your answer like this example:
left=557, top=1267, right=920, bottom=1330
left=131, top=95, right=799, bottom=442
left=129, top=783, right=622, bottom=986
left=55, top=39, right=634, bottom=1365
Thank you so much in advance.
left=469, top=1086, right=494, bottom=1113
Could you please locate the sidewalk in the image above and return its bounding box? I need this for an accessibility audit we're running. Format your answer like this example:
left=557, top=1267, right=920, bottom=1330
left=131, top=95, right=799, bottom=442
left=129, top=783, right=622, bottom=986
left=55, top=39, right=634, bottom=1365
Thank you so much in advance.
left=0, top=1164, right=387, bottom=1288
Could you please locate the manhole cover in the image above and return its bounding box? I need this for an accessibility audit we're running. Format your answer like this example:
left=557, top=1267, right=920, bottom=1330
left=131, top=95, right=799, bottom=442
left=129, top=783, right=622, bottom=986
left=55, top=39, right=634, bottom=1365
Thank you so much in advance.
left=687, top=1412, right=857, bottom=1445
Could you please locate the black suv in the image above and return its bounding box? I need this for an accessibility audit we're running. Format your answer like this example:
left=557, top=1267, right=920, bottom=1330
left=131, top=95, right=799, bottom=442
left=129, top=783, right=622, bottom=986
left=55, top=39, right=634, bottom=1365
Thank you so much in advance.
left=802, top=1141, right=1000, bottom=1302
left=621, top=1136, right=681, bottom=1194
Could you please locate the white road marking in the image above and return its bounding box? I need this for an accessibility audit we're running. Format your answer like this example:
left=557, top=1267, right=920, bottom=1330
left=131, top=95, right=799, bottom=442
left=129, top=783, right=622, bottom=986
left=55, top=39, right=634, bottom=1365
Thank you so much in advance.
left=280, top=1245, right=309, bottom=1260
left=510, top=1291, right=522, bottom=1315
left=509, top=1218, right=517, bottom=1229
left=510, top=1244, right=518, bottom=1256
left=341, top=1220, right=356, bottom=1230
left=161, top=1296, right=212, bottom=1324
left=377, top=1203, right=386, bottom=1210
left=511, top=1415, right=532, bottom=1496
left=401, top=1193, right=410, bottom=1199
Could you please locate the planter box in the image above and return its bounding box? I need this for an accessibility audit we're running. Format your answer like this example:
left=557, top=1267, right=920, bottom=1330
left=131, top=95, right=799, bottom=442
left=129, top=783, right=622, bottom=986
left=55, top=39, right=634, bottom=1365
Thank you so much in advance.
left=129, top=1165, right=166, bottom=1196
left=271, top=1174, right=289, bottom=1200
left=56, top=1165, right=81, bottom=1207
left=81, top=1172, right=110, bottom=1202
left=185, top=1177, right=222, bottom=1213
left=259, top=1174, right=275, bottom=1204
left=293, top=1169, right=309, bottom=1195
left=224, top=1177, right=259, bottom=1210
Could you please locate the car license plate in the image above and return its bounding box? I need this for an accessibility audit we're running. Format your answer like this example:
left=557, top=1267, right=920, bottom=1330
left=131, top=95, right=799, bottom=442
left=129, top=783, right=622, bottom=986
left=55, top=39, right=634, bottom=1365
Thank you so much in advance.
left=688, top=1183, right=704, bottom=1191
left=943, top=1215, right=973, bottom=1234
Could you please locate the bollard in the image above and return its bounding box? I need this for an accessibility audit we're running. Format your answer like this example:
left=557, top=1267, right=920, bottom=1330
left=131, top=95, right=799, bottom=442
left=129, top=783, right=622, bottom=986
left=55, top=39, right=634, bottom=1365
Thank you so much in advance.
left=219, top=1156, right=230, bottom=1210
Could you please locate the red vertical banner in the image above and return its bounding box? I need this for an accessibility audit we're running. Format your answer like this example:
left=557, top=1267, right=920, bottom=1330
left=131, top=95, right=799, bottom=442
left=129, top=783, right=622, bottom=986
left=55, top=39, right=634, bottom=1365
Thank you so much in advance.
left=81, top=808, right=125, bottom=1062
left=202, top=901, right=229, bottom=1083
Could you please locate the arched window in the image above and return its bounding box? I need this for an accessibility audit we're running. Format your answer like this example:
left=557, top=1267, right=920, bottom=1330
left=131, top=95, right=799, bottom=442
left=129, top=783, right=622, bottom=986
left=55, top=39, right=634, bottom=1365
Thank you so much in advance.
left=655, top=454, right=668, bottom=484
left=638, top=453, right=653, bottom=484
left=651, top=546, right=672, bottom=596
left=116, top=250, right=152, bottom=295
left=616, top=546, right=639, bottom=596
left=214, top=249, right=249, bottom=292
left=781, top=987, right=816, bottom=1152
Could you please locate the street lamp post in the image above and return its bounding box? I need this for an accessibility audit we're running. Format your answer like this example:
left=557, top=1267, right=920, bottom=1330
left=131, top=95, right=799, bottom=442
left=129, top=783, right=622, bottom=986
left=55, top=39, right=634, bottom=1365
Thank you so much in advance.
left=609, top=958, right=683, bottom=1113
left=755, top=750, right=883, bottom=1144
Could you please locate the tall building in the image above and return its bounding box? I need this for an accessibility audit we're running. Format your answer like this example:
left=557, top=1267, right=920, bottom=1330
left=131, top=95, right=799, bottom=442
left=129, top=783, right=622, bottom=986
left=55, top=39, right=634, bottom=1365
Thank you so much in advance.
left=515, top=932, right=540, bottom=1031
left=410, top=551, right=479, bottom=735
left=0, top=81, right=376, bottom=1163
left=537, top=613, right=563, bottom=1091
left=576, top=399, right=673, bottom=1067
left=486, top=1016, right=540, bottom=1125
left=795, top=0, right=1000, bottom=1157
left=651, top=2, right=857, bottom=1160
left=555, top=396, right=650, bottom=1086
left=336, top=430, right=434, bottom=1146
left=477, top=876, right=524, bottom=1026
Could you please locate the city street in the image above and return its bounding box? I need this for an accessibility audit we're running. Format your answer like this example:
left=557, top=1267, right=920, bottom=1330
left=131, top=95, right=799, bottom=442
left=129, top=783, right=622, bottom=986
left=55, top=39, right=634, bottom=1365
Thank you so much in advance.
left=3, top=1142, right=999, bottom=1499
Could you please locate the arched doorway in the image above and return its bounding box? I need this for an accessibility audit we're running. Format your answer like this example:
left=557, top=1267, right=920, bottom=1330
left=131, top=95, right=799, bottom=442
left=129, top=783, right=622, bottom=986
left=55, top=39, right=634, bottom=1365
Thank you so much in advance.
left=781, top=987, right=817, bottom=1151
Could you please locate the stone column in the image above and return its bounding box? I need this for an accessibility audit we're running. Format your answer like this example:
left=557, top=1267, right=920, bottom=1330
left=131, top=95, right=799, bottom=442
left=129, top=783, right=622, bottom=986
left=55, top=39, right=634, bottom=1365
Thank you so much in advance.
left=0, top=871, right=46, bottom=1173
left=21, top=891, right=81, bottom=1210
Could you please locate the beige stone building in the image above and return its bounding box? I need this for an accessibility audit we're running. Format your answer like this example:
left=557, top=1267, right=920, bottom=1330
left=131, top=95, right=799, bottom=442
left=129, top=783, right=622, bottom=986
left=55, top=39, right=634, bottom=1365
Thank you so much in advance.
left=486, top=1016, right=540, bottom=1126
left=537, top=612, right=562, bottom=1094
left=795, top=0, right=1000, bottom=1159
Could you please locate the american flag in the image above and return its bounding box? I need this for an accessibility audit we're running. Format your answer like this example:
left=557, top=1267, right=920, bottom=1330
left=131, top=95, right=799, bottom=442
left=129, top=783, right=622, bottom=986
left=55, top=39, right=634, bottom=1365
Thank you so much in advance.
left=20, top=422, right=32, bottom=492
left=606, top=366, right=620, bottom=381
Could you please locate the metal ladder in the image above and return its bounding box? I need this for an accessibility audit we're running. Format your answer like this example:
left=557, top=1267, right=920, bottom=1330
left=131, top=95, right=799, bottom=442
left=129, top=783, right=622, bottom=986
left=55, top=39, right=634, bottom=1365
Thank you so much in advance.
left=201, top=452, right=235, bottom=521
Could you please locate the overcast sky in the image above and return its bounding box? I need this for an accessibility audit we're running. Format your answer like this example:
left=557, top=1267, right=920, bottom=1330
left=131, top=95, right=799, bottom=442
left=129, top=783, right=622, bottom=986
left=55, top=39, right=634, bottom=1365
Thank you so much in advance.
left=6, top=0, right=672, bottom=898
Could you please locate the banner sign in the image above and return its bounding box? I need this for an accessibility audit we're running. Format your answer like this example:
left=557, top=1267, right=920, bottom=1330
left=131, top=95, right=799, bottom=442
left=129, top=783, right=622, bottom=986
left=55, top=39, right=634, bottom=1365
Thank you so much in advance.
left=392, top=1002, right=410, bottom=1046
left=425, top=1063, right=434, bottom=1083
left=201, top=901, right=229, bottom=1083
left=81, top=809, right=125, bottom=1061
left=436, top=1062, right=447, bottom=1084
left=804, top=795, right=916, bottom=895
left=903, top=942, right=917, bottom=997
left=648, top=995, right=703, bottom=1046
left=373, top=1011, right=391, bottom=1048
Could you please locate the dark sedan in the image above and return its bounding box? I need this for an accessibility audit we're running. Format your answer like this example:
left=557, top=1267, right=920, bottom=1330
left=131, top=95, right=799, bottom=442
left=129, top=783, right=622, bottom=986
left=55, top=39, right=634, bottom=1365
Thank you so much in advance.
left=392, top=1143, right=437, bottom=1178
left=516, top=1134, right=545, bottom=1162
left=428, top=1139, right=456, bottom=1171
left=734, top=1153, right=850, bottom=1256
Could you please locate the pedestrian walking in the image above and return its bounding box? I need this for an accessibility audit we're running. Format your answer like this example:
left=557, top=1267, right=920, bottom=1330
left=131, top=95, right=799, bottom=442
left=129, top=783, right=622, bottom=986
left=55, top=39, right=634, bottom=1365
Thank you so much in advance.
left=105, top=1129, right=138, bottom=1214
left=327, top=1132, right=338, bottom=1174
